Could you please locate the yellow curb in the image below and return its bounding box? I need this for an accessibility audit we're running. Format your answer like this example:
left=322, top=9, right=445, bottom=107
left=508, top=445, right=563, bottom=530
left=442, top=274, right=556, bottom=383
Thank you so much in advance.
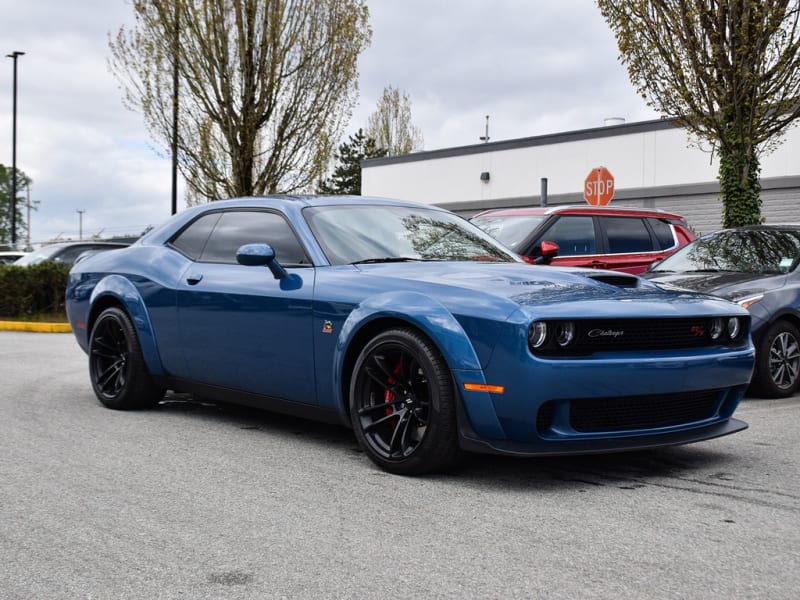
left=0, top=320, right=72, bottom=333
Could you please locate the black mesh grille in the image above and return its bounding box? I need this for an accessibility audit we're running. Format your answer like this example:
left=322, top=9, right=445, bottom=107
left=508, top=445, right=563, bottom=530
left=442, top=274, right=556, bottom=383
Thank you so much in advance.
left=536, top=389, right=722, bottom=434
left=533, top=317, right=747, bottom=356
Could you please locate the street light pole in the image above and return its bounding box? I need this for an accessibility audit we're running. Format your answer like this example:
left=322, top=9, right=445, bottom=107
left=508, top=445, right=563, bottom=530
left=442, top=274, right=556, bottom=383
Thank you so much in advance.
left=6, top=50, right=24, bottom=248
left=170, top=2, right=179, bottom=215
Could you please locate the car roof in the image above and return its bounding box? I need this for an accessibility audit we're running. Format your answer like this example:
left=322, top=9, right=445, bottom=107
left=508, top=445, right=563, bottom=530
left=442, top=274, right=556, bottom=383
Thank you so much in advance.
left=472, top=205, right=687, bottom=220
left=46, top=241, right=130, bottom=248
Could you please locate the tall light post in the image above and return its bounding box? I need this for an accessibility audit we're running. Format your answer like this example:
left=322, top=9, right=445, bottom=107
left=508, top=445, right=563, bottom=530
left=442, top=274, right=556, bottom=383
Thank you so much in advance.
left=170, top=2, right=179, bottom=215
left=6, top=51, right=24, bottom=248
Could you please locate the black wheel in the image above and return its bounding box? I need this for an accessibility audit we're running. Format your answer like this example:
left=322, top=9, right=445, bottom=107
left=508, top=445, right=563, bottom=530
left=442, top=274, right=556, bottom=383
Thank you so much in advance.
left=89, top=306, right=164, bottom=409
left=349, top=328, right=461, bottom=475
left=751, top=320, right=800, bottom=398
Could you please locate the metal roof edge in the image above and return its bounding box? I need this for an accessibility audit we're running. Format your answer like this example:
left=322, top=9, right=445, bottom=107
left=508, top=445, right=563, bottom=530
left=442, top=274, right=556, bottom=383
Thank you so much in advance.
left=362, top=117, right=681, bottom=168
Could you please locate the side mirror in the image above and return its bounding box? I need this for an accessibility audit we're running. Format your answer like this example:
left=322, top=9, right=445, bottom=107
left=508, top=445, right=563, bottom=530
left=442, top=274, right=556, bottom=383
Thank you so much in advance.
left=236, top=243, right=287, bottom=279
left=534, top=240, right=559, bottom=265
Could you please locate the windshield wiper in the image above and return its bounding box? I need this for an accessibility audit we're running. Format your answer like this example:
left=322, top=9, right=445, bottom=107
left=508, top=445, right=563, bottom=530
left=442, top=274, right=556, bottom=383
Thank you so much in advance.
left=351, top=257, right=426, bottom=265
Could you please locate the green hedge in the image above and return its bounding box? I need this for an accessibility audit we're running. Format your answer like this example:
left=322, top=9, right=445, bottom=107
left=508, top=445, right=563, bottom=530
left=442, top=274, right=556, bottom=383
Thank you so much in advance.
left=0, top=262, right=71, bottom=320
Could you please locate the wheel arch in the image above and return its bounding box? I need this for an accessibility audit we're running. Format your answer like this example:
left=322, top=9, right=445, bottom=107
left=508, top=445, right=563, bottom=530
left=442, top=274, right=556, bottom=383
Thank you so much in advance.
left=333, top=292, right=484, bottom=420
left=88, top=275, right=164, bottom=376
left=753, top=309, right=800, bottom=345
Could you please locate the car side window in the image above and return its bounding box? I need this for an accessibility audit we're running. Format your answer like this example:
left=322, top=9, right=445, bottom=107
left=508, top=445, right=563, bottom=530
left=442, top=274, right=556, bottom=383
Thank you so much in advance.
left=199, top=210, right=310, bottom=266
left=170, top=212, right=221, bottom=260
left=603, top=217, right=654, bottom=253
left=648, top=218, right=677, bottom=250
left=535, top=216, right=596, bottom=256
left=52, top=246, right=90, bottom=264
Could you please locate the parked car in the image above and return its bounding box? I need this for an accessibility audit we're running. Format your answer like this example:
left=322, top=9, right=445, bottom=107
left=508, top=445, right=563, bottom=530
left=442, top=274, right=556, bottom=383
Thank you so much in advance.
left=66, top=196, right=753, bottom=475
left=471, top=205, right=695, bottom=274
left=14, top=241, right=129, bottom=267
left=645, top=225, right=800, bottom=398
left=0, top=250, right=29, bottom=264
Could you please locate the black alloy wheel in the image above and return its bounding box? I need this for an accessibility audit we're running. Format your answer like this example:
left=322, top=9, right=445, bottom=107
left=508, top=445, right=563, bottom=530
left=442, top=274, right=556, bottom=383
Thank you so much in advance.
left=752, top=320, right=800, bottom=398
left=350, top=328, right=461, bottom=475
left=89, top=306, right=164, bottom=409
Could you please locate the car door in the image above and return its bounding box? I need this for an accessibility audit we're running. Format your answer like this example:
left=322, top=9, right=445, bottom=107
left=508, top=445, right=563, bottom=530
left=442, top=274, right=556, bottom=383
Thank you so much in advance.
left=527, top=215, right=608, bottom=269
left=173, top=209, right=317, bottom=405
left=596, top=216, right=661, bottom=274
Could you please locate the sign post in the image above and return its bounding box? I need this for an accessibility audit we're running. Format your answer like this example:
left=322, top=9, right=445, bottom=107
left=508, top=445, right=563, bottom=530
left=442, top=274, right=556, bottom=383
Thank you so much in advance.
left=583, top=167, right=615, bottom=206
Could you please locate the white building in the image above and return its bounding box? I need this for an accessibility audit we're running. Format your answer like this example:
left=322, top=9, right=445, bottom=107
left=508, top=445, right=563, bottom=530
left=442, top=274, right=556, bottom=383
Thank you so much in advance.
left=361, top=118, right=800, bottom=235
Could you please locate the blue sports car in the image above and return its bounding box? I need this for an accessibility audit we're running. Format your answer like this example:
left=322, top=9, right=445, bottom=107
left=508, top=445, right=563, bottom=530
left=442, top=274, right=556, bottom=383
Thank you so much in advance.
left=66, top=196, right=754, bottom=474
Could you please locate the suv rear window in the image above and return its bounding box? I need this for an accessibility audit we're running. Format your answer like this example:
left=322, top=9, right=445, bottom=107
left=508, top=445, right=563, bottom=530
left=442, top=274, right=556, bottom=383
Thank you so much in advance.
left=603, top=217, right=653, bottom=253
left=648, top=218, right=677, bottom=250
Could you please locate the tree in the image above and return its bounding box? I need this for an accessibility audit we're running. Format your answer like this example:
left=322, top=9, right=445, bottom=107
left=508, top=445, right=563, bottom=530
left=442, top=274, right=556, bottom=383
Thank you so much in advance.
left=365, top=85, right=424, bottom=156
left=317, top=129, right=386, bottom=195
left=597, top=0, right=800, bottom=227
left=109, top=0, right=371, bottom=203
left=0, top=164, right=34, bottom=247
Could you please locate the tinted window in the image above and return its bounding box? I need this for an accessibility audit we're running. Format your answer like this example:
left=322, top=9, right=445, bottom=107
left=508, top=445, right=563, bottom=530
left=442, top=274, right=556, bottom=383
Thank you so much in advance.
left=535, top=216, right=596, bottom=256
left=603, top=217, right=654, bottom=253
left=199, top=211, right=309, bottom=265
left=171, top=213, right=221, bottom=260
left=649, top=218, right=676, bottom=250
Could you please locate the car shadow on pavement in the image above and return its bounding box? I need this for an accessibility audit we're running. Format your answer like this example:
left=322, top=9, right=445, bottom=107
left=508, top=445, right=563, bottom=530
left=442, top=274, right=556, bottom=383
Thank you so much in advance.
left=153, top=391, right=744, bottom=490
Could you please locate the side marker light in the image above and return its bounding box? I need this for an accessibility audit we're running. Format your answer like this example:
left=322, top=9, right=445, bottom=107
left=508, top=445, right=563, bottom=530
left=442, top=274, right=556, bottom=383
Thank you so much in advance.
left=463, top=383, right=505, bottom=394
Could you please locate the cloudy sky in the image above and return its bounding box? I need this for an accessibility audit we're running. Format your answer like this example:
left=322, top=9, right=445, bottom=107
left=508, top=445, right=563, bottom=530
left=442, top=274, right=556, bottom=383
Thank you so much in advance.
left=0, top=0, right=658, bottom=245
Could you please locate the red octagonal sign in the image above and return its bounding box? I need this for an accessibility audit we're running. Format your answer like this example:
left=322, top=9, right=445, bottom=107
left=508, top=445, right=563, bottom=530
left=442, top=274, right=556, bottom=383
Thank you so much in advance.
left=584, top=166, right=615, bottom=206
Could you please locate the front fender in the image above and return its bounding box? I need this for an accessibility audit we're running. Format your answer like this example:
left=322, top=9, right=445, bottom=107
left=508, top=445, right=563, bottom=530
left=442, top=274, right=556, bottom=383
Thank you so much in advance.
left=89, top=275, right=164, bottom=377
left=331, top=291, right=506, bottom=438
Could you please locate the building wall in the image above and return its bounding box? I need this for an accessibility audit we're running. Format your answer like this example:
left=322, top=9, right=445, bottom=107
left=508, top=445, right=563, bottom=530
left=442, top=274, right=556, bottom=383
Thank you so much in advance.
left=361, top=118, right=800, bottom=235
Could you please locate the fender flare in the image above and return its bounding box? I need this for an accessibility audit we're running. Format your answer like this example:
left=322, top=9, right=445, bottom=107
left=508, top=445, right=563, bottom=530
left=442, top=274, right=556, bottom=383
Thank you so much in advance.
left=89, top=275, right=164, bottom=376
left=331, top=291, right=506, bottom=438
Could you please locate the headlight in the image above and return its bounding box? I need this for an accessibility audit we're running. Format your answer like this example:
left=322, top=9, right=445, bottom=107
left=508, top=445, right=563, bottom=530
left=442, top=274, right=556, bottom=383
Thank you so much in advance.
left=529, top=322, right=548, bottom=349
left=555, top=322, right=576, bottom=347
left=727, top=317, right=742, bottom=340
left=709, top=317, right=724, bottom=340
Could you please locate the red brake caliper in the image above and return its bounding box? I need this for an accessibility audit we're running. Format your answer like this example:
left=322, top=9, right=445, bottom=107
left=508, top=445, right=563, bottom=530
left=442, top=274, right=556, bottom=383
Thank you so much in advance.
left=383, top=360, right=403, bottom=421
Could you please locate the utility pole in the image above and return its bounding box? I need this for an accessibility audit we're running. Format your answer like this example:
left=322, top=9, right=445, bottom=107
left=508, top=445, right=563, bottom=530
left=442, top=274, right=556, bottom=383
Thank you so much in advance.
left=77, top=209, right=86, bottom=240
left=26, top=185, right=31, bottom=249
left=6, top=51, right=24, bottom=248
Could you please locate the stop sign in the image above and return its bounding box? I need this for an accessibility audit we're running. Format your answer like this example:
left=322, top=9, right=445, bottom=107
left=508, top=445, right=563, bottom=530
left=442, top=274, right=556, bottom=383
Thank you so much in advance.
left=584, top=166, right=615, bottom=206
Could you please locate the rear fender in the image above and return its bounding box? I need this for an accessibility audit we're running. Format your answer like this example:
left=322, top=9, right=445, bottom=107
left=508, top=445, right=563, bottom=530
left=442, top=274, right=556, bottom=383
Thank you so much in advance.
left=89, top=275, right=164, bottom=376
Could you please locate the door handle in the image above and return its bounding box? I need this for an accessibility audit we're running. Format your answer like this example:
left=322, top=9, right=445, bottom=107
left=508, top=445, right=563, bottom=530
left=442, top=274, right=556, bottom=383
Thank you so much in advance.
left=186, top=273, right=204, bottom=285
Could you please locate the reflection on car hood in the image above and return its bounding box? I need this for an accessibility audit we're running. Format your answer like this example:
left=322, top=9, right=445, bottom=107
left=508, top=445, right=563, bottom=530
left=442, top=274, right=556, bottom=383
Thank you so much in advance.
left=644, top=271, right=785, bottom=301
left=355, top=262, right=735, bottom=317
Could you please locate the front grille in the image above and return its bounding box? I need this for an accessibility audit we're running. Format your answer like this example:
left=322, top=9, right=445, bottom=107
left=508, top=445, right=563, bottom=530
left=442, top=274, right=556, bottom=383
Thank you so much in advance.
left=533, top=317, right=747, bottom=355
left=536, top=389, right=722, bottom=434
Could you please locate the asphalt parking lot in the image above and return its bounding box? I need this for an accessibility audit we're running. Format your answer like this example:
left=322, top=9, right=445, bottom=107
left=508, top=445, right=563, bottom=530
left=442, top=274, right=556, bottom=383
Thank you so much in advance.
left=1, top=331, right=798, bottom=599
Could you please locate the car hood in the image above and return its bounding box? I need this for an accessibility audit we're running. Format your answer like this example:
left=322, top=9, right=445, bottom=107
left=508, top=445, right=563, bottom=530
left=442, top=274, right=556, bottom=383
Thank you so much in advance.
left=355, top=262, right=741, bottom=318
left=644, top=270, right=786, bottom=302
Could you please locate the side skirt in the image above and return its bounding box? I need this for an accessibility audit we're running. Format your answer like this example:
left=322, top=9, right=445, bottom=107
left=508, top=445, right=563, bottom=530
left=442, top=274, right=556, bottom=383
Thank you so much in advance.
left=158, top=377, right=349, bottom=427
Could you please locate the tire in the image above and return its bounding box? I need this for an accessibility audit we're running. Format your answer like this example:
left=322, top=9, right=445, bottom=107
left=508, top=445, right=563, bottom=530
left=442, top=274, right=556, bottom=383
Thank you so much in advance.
left=751, top=320, right=800, bottom=398
left=88, top=307, right=165, bottom=409
left=349, top=328, right=462, bottom=475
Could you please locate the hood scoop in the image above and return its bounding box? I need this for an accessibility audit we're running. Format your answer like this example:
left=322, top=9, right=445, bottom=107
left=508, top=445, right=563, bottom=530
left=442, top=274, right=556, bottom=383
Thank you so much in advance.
left=586, top=273, right=640, bottom=288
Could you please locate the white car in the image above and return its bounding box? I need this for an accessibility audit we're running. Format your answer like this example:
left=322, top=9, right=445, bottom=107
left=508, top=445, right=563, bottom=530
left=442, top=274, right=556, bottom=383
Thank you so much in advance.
left=0, top=250, right=30, bottom=265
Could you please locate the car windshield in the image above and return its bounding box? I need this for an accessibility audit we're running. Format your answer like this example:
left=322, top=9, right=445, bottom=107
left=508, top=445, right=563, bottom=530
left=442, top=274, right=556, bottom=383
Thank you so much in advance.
left=13, top=245, right=63, bottom=266
left=470, top=214, right=546, bottom=250
left=304, top=204, right=520, bottom=265
left=650, top=229, right=800, bottom=274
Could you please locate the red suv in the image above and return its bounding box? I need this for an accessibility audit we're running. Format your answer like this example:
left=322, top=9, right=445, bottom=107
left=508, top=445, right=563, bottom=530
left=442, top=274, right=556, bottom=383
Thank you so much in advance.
left=471, top=205, right=695, bottom=274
